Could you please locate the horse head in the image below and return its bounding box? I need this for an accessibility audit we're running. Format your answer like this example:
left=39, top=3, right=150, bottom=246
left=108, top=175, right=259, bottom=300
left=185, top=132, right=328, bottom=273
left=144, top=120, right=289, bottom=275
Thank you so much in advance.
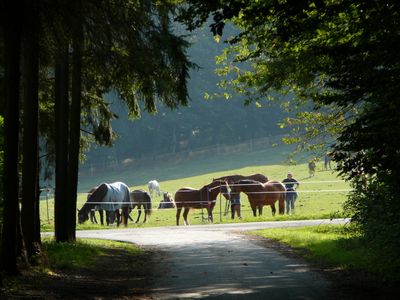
left=77, top=208, right=89, bottom=224
left=218, top=180, right=231, bottom=201
left=230, top=179, right=258, bottom=195
left=230, top=180, right=243, bottom=194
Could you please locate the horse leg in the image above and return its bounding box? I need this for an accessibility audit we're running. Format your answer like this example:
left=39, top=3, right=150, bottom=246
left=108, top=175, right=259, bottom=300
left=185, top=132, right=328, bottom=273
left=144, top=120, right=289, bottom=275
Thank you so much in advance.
left=122, top=208, right=128, bottom=226
left=93, top=212, right=98, bottom=224
left=258, top=205, right=263, bottom=216
left=250, top=203, right=257, bottom=217
left=279, top=195, right=285, bottom=215
left=183, top=208, right=190, bottom=226
left=207, top=208, right=213, bottom=223
left=99, top=210, right=104, bottom=226
left=176, top=207, right=182, bottom=226
left=135, top=207, right=142, bottom=223
left=128, top=209, right=134, bottom=222
left=236, top=205, right=242, bottom=219
left=143, top=209, right=148, bottom=223
left=116, top=210, right=121, bottom=227
left=271, top=204, right=276, bottom=216
left=106, top=211, right=110, bottom=226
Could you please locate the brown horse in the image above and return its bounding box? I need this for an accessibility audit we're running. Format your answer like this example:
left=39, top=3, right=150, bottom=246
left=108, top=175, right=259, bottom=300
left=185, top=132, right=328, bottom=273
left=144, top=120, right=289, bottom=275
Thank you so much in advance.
left=214, top=173, right=268, bottom=184
left=130, top=189, right=152, bottom=223
left=175, top=180, right=230, bottom=226
left=230, top=179, right=286, bottom=216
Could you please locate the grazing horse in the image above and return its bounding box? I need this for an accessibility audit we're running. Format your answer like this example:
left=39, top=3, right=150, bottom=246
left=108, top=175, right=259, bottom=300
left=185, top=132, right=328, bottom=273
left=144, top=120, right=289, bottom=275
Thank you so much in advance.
left=78, top=182, right=132, bottom=226
left=175, top=180, right=230, bottom=226
left=158, top=192, right=175, bottom=209
left=148, top=180, right=161, bottom=197
left=130, top=189, right=152, bottom=223
left=230, top=179, right=286, bottom=216
left=214, top=173, right=268, bottom=184
left=86, top=186, right=114, bottom=226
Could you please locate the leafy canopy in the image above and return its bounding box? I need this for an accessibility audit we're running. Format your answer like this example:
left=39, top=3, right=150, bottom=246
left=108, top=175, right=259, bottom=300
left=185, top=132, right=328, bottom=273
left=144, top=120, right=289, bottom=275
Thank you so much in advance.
left=178, top=0, right=400, bottom=250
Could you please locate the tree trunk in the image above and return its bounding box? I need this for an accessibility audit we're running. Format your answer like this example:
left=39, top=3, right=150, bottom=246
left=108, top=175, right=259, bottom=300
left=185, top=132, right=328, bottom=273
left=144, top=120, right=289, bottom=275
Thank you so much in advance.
left=34, top=177, right=42, bottom=247
left=21, top=0, right=41, bottom=259
left=54, top=45, right=70, bottom=242
left=0, top=1, right=22, bottom=275
left=67, top=17, right=83, bottom=241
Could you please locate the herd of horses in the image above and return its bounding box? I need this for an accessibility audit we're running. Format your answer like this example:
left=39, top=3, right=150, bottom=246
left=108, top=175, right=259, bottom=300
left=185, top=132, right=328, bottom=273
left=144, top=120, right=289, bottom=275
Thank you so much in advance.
left=77, top=174, right=287, bottom=227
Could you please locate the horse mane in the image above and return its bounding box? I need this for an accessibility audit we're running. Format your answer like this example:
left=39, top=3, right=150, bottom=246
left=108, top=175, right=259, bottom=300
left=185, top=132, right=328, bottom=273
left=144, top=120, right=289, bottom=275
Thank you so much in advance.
left=214, top=174, right=268, bottom=184
left=234, top=179, right=260, bottom=185
left=204, top=180, right=227, bottom=190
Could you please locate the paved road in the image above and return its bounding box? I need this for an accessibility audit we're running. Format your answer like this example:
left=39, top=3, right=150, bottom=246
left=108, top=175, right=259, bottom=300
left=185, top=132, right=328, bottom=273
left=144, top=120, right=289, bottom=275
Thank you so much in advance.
left=76, top=219, right=349, bottom=299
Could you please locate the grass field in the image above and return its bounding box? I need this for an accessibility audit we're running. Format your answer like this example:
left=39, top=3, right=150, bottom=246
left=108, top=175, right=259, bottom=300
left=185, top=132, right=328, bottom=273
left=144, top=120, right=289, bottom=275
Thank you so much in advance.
left=247, top=225, right=400, bottom=280
left=40, top=146, right=351, bottom=231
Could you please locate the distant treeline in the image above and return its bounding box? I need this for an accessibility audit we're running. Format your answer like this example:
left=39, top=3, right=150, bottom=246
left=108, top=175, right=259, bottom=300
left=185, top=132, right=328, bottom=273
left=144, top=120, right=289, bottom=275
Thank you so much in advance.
left=81, top=26, right=289, bottom=172
left=81, top=135, right=284, bottom=175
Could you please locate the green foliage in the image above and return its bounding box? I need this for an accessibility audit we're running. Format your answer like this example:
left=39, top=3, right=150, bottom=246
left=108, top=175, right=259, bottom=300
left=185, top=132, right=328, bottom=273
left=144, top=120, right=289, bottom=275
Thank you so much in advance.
left=178, top=0, right=400, bottom=255
left=344, top=180, right=400, bottom=250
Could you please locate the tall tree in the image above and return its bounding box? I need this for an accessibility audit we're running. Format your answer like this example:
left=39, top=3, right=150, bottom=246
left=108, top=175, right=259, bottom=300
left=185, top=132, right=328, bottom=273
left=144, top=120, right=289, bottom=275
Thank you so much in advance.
left=20, top=0, right=41, bottom=260
left=54, top=44, right=70, bottom=242
left=0, top=0, right=22, bottom=274
left=67, top=1, right=83, bottom=240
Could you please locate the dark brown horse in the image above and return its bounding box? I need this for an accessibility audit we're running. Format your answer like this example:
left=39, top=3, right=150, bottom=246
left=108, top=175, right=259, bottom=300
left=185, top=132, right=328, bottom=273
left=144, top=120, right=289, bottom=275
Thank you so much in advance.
left=230, top=179, right=286, bottom=216
left=214, top=173, right=268, bottom=184
left=130, top=189, right=152, bottom=223
left=175, top=180, right=230, bottom=226
left=78, top=182, right=131, bottom=226
left=86, top=186, right=112, bottom=226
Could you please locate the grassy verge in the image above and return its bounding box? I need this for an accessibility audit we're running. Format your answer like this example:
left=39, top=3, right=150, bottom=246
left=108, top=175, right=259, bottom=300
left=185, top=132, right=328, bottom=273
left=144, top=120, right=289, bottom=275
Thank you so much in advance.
left=38, top=237, right=142, bottom=272
left=0, top=238, right=152, bottom=299
left=248, top=225, right=400, bottom=280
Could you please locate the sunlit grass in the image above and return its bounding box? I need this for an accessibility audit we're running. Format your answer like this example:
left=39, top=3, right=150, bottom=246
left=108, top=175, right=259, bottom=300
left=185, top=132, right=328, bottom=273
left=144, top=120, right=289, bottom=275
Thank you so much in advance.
left=38, top=237, right=142, bottom=272
left=248, top=225, right=400, bottom=279
left=40, top=147, right=350, bottom=231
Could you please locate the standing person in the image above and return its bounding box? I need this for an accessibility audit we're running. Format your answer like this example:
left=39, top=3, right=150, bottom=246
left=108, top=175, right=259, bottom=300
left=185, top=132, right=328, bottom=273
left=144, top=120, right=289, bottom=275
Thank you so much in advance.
left=230, top=192, right=242, bottom=220
left=282, top=172, right=299, bottom=215
left=308, top=159, right=316, bottom=177
left=324, top=152, right=332, bottom=170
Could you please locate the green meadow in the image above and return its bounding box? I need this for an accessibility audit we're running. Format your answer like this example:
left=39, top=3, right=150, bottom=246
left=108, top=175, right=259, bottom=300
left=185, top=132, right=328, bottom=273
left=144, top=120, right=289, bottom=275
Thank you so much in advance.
left=247, top=225, right=400, bottom=280
left=40, top=145, right=350, bottom=231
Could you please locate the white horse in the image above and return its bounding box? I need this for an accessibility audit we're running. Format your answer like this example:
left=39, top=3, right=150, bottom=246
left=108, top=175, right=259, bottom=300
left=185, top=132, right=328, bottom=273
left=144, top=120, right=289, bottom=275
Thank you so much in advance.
left=148, top=180, right=161, bottom=197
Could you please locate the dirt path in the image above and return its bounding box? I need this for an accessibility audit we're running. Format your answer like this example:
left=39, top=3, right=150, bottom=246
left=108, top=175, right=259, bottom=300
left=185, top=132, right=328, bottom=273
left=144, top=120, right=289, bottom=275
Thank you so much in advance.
left=75, top=219, right=348, bottom=299
left=3, top=219, right=398, bottom=299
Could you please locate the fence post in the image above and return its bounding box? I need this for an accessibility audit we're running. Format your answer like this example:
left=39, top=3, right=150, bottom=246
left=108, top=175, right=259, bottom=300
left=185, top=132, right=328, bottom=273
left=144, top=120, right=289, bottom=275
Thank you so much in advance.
left=219, top=185, right=222, bottom=223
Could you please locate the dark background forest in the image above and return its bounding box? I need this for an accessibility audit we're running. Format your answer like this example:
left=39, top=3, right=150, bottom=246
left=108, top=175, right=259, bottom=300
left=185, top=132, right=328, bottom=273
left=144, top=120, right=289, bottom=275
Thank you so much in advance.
left=81, top=25, right=286, bottom=174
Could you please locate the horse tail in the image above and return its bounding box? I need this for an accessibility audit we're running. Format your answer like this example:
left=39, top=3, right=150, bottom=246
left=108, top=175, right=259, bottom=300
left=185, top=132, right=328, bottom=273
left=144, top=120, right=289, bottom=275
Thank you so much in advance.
left=145, top=192, right=152, bottom=215
left=279, top=182, right=286, bottom=214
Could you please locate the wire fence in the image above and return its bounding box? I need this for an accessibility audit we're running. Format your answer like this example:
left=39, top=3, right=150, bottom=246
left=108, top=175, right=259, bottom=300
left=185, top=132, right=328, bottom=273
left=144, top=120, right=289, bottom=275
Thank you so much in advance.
left=42, top=180, right=352, bottom=222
